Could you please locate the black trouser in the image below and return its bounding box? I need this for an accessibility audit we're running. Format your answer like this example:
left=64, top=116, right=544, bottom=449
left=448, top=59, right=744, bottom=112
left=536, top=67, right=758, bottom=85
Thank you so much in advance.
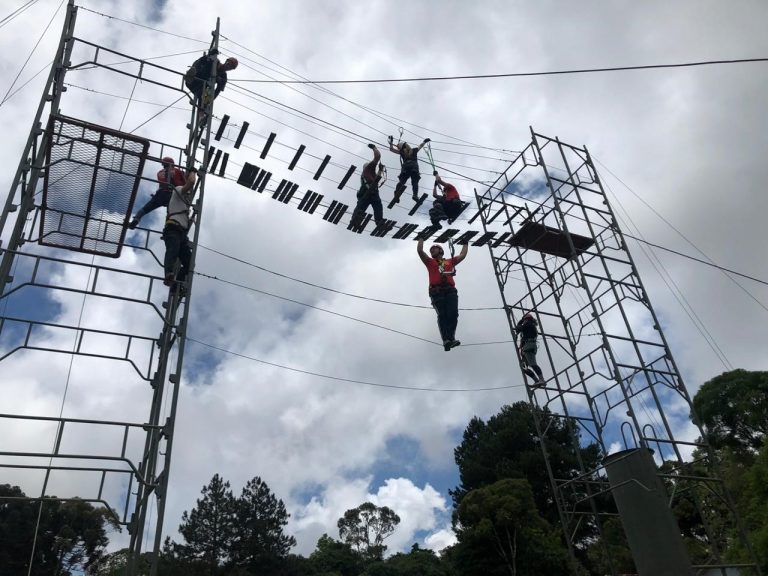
left=429, top=198, right=463, bottom=225
left=520, top=340, right=544, bottom=381
left=429, top=285, right=459, bottom=343
left=185, top=78, right=204, bottom=100
left=135, top=188, right=172, bottom=220
left=394, top=163, right=420, bottom=197
left=353, top=189, right=383, bottom=224
left=163, top=223, right=191, bottom=282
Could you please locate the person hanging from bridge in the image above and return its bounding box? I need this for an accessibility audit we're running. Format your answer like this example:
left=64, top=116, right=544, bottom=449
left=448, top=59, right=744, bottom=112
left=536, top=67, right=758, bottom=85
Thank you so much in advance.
left=516, top=312, right=546, bottom=386
left=429, top=172, right=463, bottom=229
left=389, top=136, right=430, bottom=203
left=352, top=143, right=385, bottom=227
left=162, top=167, right=198, bottom=289
left=417, top=239, right=468, bottom=351
left=184, top=51, right=238, bottom=107
left=127, top=157, right=186, bottom=229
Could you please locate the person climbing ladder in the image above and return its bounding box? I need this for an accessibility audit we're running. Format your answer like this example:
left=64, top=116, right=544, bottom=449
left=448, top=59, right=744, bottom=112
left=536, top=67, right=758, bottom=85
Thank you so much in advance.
left=128, top=157, right=186, bottom=229
left=516, top=312, right=546, bottom=386
left=389, top=136, right=430, bottom=204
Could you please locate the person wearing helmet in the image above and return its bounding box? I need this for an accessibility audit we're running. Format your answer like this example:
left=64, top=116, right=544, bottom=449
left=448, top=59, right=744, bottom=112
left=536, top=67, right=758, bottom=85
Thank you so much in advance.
left=163, top=168, right=198, bottom=289
left=389, top=136, right=430, bottom=203
left=184, top=52, right=239, bottom=104
left=417, top=238, right=469, bottom=351
left=429, top=172, right=462, bottom=228
left=351, top=143, right=385, bottom=227
left=516, top=312, right=545, bottom=386
left=127, top=157, right=186, bottom=229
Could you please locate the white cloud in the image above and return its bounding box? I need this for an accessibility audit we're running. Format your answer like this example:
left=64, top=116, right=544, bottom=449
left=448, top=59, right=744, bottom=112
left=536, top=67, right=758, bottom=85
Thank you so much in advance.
left=1, top=0, right=767, bottom=564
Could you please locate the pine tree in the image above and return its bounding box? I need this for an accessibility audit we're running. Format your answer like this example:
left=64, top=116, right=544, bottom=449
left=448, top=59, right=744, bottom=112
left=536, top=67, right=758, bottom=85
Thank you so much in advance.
left=176, top=474, right=237, bottom=574
left=231, top=476, right=296, bottom=574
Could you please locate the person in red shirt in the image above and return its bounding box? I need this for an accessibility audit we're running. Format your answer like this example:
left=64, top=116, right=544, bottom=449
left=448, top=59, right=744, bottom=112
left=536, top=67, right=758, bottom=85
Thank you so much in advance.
left=128, top=157, right=186, bottom=229
left=429, top=173, right=463, bottom=228
left=417, top=239, right=469, bottom=351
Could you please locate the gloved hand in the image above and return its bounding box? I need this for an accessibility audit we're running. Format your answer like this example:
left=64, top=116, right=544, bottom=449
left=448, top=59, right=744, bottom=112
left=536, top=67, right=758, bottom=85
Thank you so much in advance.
left=423, top=138, right=431, bottom=144
left=367, top=143, right=376, bottom=149
left=433, top=170, right=439, bottom=176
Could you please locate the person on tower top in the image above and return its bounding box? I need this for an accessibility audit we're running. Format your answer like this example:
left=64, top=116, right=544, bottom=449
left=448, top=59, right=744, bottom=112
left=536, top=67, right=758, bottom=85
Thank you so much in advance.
left=389, top=136, right=430, bottom=204
left=417, top=239, right=468, bottom=351
left=184, top=52, right=239, bottom=106
left=351, top=143, right=386, bottom=227
left=516, top=312, right=545, bottom=386
left=127, top=157, right=186, bottom=229
left=429, top=172, right=463, bottom=228
left=162, top=168, right=198, bottom=289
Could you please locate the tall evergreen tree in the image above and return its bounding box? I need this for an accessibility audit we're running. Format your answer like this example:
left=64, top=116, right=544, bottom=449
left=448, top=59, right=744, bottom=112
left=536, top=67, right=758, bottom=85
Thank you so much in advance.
left=231, top=476, right=296, bottom=574
left=175, top=474, right=237, bottom=574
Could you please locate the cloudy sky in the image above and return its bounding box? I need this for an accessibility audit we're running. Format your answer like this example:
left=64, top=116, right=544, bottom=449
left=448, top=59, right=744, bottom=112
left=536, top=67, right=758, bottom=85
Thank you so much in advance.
left=1, top=0, right=767, bottom=559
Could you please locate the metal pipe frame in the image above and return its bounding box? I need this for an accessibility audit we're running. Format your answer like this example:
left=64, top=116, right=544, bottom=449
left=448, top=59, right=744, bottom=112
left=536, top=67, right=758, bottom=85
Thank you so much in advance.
left=0, top=4, right=218, bottom=575
left=475, top=129, right=760, bottom=575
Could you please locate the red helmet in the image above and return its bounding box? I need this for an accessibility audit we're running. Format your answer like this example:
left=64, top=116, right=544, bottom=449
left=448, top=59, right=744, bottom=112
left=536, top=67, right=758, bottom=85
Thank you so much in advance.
left=430, top=244, right=444, bottom=255
left=225, top=57, right=238, bottom=69
left=161, top=156, right=175, bottom=166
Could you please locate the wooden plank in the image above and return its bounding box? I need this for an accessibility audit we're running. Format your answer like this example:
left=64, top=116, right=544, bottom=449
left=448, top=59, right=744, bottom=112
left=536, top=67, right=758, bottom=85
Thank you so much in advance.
left=337, top=165, right=356, bottom=190
left=313, top=154, right=331, bottom=180
left=234, top=121, right=249, bottom=149
left=260, top=132, right=276, bottom=159
left=214, top=114, right=229, bottom=141
left=408, top=193, right=429, bottom=215
left=288, top=144, right=305, bottom=170
left=392, top=223, right=419, bottom=240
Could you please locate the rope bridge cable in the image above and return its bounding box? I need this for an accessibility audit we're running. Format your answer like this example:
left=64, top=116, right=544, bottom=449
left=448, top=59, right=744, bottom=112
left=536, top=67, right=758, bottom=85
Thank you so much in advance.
left=211, top=149, right=767, bottom=290
left=196, top=243, right=504, bottom=311
left=0, top=0, right=40, bottom=29
left=65, top=43, right=767, bottom=287
left=232, top=57, right=768, bottom=84
left=186, top=337, right=524, bottom=392
left=193, top=270, right=442, bottom=346
left=218, top=34, right=520, bottom=156
left=77, top=5, right=211, bottom=44
left=193, top=270, right=518, bottom=347
left=0, top=0, right=66, bottom=108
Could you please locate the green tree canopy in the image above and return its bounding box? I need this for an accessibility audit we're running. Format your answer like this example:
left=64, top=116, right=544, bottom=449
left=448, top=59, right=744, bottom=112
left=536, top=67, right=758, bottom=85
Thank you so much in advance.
left=692, top=369, right=768, bottom=456
left=308, top=533, right=363, bottom=576
left=363, top=543, right=453, bottom=576
left=450, top=402, right=600, bottom=528
left=0, top=484, right=116, bottom=575
left=453, top=479, right=571, bottom=576
left=337, top=502, right=401, bottom=561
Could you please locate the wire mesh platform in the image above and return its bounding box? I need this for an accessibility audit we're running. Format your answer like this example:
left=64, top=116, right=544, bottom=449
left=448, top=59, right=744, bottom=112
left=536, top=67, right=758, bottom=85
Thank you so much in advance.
left=41, top=115, right=149, bottom=257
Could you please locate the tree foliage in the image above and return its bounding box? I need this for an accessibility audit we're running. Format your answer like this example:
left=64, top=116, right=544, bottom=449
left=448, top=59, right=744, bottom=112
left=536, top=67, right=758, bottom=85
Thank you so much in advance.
left=450, top=402, right=601, bottom=530
left=0, top=484, right=116, bottom=575
left=231, top=476, right=296, bottom=574
left=452, top=479, right=570, bottom=576
left=692, top=369, right=768, bottom=457
left=337, top=502, right=401, bottom=561
left=175, top=473, right=237, bottom=573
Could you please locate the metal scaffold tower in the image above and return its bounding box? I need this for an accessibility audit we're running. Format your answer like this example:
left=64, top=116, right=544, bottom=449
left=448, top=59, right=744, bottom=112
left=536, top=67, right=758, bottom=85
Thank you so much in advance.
left=475, top=129, right=759, bottom=575
left=0, top=1, right=218, bottom=574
